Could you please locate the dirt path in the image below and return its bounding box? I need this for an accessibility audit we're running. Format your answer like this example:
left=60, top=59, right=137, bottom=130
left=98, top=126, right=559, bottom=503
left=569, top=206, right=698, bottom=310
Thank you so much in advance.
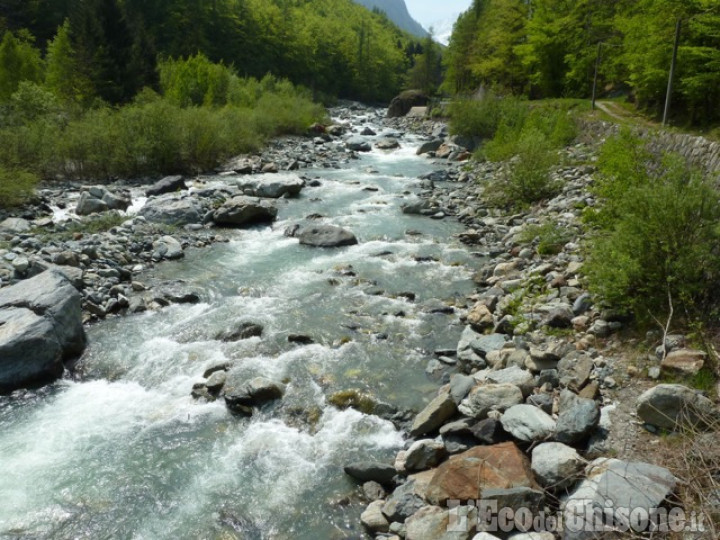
left=594, top=100, right=658, bottom=128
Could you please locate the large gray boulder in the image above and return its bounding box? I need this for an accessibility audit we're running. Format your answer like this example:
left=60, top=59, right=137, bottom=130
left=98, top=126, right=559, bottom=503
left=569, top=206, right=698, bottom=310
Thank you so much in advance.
left=387, top=90, right=429, bottom=118
left=138, top=197, right=202, bottom=226
left=76, top=191, right=108, bottom=215
left=76, top=187, right=130, bottom=215
left=237, top=173, right=305, bottom=198
left=404, top=439, right=447, bottom=471
left=456, top=327, right=508, bottom=372
left=562, top=458, right=677, bottom=539
left=345, top=136, right=372, bottom=152
left=416, top=139, right=444, bottom=155
left=146, top=175, right=186, bottom=197
left=212, top=196, right=277, bottom=226
left=0, top=270, right=86, bottom=393
left=297, top=225, right=358, bottom=247
left=636, top=383, right=718, bottom=431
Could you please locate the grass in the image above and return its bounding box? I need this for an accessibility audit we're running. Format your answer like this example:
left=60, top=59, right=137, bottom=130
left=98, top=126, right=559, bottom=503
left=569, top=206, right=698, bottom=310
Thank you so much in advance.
left=517, top=222, right=574, bottom=255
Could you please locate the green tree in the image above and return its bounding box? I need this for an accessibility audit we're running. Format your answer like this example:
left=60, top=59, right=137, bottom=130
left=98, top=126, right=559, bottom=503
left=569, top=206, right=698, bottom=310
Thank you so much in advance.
left=406, top=33, right=442, bottom=95
left=0, top=31, right=43, bottom=101
left=45, top=20, right=92, bottom=104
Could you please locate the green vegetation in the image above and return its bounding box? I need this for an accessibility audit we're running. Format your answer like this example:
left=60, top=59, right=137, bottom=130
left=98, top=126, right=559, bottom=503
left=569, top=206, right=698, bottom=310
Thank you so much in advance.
left=584, top=129, right=720, bottom=322
left=0, top=166, right=37, bottom=208
left=450, top=96, right=579, bottom=208
left=517, top=221, right=573, bottom=256
left=445, top=0, right=720, bottom=126
left=0, top=64, right=325, bottom=183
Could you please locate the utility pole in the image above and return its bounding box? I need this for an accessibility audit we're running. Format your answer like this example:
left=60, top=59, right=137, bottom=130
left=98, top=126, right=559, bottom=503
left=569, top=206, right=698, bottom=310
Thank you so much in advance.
left=662, top=19, right=682, bottom=126
left=591, top=43, right=602, bottom=111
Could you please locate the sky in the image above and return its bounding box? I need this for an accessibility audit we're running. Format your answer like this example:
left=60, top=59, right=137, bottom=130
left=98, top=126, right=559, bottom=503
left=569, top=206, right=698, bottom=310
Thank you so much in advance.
left=404, top=0, right=473, bottom=28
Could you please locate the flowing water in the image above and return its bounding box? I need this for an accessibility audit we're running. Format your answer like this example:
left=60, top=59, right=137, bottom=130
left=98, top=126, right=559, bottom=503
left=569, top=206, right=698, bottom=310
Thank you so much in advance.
left=0, top=117, right=476, bottom=539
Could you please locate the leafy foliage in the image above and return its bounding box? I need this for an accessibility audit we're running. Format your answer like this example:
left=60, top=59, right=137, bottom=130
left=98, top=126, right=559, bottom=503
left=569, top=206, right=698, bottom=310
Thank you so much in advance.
left=584, top=129, right=720, bottom=320
left=445, top=0, right=720, bottom=125
left=0, top=166, right=37, bottom=208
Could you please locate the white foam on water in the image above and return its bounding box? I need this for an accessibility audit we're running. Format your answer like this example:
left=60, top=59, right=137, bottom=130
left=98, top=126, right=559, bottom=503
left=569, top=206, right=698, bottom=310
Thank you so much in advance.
left=0, top=379, right=223, bottom=530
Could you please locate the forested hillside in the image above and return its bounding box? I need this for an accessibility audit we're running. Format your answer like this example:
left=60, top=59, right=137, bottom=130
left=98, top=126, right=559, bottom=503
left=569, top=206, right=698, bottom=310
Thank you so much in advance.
left=444, top=0, right=720, bottom=124
left=0, top=0, right=417, bottom=104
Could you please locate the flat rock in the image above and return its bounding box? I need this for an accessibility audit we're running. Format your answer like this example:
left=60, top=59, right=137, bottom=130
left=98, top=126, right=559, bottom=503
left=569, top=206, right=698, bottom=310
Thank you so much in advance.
left=139, top=197, right=202, bottom=226
left=215, top=322, right=263, bottom=342
left=660, top=349, right=706, bottom=376
left=361, top=500, right=389, bottom=533
left=404, top=439, right=447, bottom=471
left=346, top=136, right=371, bottom=152
left=557, top=351, right=593, bottom=391
left=344, top=462, right=397, bottom=485
left=425, top=442, right=538, bottom=506
left=563, top=458, right=677, bottom=539
left=223, top=372, right=285, bottom=414
left=0, top=217, right=31, bottom=233
left=405, top=505, right=473, bottom=540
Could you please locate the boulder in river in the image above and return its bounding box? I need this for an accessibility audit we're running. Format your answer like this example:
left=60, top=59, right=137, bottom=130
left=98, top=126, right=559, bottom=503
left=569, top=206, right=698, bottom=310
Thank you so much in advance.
left=297, top=225, right=358, bottom=247
left=345, top=136, right=372, bottom=152
left=212, top=196, right=278, bottom=227
left=146, top=175, right=187, bottom=197
left=237, top=173, right=305, bottom=198
left=387, top=89, right=429, bottom=118
left=0, top=270, right=86, bottom=393
left=223, top=371, right=286, bottom=415
left=138, top=197, right=202, bottom=226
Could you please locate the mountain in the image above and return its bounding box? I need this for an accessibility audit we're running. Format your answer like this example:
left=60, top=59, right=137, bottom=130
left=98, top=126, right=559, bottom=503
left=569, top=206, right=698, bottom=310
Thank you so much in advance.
left=353, top=0, right=429, bottom=38
left=427, top=14, right=459, bottom=45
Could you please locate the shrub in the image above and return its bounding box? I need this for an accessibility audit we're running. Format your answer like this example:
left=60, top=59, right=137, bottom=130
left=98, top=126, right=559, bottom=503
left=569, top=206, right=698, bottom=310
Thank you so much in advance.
left=584, top=129, right=720, bottom=321
left=0, top=166, right=37, bottom=207
left=448, top=93, right=527, bottom=140
left=484, top=128, right=561, bottom=208
left=517, top=221, right=573, bottom=255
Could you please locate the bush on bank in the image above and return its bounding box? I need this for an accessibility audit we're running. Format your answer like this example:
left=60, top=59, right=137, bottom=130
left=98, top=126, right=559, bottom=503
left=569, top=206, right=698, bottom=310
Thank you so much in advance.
left=584, top=128, right=720, bottom=322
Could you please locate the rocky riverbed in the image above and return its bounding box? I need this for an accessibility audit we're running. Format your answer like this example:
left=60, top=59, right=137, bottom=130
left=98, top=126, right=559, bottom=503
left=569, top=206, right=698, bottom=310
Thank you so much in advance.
left=0, top=103, right=717, bottom=539
left=347, top=113, right=720, bottom=540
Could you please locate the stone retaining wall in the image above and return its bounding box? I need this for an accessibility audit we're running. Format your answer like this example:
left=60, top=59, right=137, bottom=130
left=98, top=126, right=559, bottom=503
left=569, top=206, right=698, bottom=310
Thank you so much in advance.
left=578, top=119, right=720, bottom=175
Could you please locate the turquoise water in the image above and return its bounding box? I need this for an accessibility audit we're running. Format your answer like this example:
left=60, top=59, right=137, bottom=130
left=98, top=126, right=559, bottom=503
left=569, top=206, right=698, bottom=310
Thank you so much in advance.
left=0, top=123, right=475, bottom=539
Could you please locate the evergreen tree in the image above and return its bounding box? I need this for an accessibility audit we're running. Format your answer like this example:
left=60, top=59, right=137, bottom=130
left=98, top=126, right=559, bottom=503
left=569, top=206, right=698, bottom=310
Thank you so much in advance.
left=0, top=31, right=43, bottom=101
left=45, top=20, right=91, bottom=104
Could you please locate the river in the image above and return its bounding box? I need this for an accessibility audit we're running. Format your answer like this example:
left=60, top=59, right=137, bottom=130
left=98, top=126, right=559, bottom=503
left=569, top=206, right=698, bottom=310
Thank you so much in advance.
left=0, top=111, right=475, bottom=539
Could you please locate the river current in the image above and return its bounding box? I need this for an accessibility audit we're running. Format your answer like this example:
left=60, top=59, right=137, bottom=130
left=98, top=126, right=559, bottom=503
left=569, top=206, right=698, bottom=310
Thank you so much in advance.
left=0, top=113, right=476, bottom=539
